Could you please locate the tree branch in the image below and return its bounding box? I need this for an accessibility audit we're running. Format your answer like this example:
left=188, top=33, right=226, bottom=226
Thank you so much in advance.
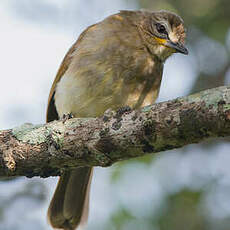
left=1, top=85, right=230, bottom=178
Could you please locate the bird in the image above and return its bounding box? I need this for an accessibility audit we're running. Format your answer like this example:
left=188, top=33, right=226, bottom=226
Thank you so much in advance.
left=46, top=9, right=188, bottom=230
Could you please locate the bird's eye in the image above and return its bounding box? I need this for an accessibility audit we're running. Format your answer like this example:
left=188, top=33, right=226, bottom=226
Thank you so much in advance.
left=156, top=23, right=167, bottom=35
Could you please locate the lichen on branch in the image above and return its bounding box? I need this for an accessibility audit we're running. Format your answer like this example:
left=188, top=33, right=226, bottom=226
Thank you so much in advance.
left=0, top=85, right=230, bottom=178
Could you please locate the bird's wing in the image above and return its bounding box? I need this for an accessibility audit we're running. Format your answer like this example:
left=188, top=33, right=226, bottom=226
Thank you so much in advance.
left=46, top=24, right=96, bottom=122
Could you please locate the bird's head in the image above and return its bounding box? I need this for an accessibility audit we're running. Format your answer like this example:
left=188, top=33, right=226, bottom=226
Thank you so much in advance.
left=136, top=10, right=188, bottom=61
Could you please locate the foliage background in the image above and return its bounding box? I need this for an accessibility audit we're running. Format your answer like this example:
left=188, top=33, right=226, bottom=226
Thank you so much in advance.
left=0, top=0, right=230, bottom=229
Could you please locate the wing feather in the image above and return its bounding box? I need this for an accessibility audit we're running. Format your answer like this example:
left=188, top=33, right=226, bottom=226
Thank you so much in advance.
left=46, top=24, right=97, bottom=122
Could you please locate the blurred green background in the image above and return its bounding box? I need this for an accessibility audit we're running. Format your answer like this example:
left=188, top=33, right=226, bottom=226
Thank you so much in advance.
left=0, top=0, right=230, bottom=229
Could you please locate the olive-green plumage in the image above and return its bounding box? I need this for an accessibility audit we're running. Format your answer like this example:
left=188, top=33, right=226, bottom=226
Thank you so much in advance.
left=47, top=9, right=187, bottom=230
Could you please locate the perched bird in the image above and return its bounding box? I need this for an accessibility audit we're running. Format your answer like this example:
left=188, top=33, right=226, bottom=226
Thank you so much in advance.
left=47, top=9, right=188, bottom=230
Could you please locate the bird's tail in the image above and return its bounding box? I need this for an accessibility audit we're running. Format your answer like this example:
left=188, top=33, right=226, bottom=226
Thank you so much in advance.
left=47, top=167, right=93, bottom=230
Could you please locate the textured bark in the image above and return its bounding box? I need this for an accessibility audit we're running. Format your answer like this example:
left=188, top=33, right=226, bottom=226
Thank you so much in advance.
left=0, top=85, right=230, bottom=178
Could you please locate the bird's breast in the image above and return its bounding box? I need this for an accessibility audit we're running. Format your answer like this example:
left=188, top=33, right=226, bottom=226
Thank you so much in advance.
left=54, top=53, right=163, bottom=118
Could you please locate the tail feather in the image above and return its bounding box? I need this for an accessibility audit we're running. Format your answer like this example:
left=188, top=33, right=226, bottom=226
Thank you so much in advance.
left=48, top=167, right=93, bottom=230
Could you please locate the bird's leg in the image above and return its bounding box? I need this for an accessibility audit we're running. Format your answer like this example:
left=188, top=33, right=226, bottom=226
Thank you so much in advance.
left=116, top=106, right=132, bottom=117
left=61, top=113, right=74, bottom=123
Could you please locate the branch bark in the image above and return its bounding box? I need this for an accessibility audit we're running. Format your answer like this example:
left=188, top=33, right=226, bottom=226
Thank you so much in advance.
left=1, top=85, right=230, bottom=178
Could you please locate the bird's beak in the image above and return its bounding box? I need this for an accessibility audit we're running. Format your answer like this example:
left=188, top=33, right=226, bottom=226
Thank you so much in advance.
left=165, top=41, right=188, bottom=55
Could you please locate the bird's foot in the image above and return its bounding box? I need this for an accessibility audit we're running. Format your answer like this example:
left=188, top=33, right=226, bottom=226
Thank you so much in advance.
left=62, top=113, right=74, bottom=123
left=116, top=106, right=132, bottom=117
